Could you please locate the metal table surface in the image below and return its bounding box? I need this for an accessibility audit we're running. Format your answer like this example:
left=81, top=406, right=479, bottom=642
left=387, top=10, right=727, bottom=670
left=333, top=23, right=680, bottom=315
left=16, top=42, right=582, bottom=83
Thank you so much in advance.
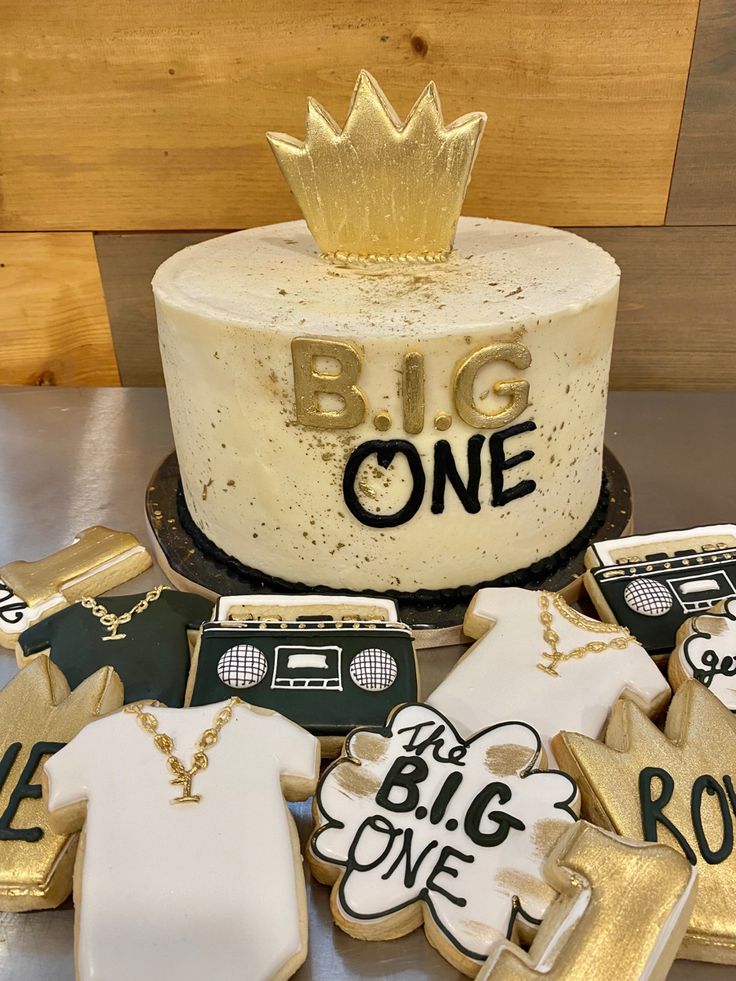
left=0, top=386, right=734, bottom=981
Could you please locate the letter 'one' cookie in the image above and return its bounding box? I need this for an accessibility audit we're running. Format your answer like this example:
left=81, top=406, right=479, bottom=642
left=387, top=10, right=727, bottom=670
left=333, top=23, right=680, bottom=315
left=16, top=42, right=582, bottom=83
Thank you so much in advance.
left=44, top=699, right=320, bottom=981
left=308, top=702, right=579, bottom=977
left=0, top=527, right=152, bottom=649
left=0, top=658, right=123, bottom=911
left=428, top=587, right=670, bottom=761
left=479, top=821, right=697, bottom=981
left=554, top=682, right=736, bottom=964
left=669, top=598, right=736, bottom=711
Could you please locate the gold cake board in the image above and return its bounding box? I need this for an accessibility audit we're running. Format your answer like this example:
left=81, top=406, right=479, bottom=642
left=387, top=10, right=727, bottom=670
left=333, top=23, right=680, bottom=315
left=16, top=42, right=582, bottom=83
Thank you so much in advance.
left=146, top=448, right=632, bottom=650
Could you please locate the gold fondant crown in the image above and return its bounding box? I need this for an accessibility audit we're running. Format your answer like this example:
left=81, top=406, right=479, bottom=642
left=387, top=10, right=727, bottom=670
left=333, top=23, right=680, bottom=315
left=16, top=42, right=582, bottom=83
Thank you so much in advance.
left=267, top=71, right=486, bottom=262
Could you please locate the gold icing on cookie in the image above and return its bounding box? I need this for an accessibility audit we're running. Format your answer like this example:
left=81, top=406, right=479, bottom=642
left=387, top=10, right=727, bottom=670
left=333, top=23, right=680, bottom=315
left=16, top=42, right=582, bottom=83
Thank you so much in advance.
left=495, top=868, right=555, bottom=907
left=332, top=761, right=382, bottom=799
left=0, top=659, right=123, bottom=911
left=485, top=743, right=533, bottom=777
left=350, top=731, right=388, bottom=765
left=531, top=817, right=572, bottom=860
left=480, top=821, right=696, bottom=981
left=555, top=682, right=736, bottom=963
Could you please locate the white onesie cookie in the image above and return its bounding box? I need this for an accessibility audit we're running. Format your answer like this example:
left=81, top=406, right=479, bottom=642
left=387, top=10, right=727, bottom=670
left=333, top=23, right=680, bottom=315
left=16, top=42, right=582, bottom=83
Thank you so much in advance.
left=429, top=587, right=670, bottom=761
left=44, top=700, right=319, bottom=981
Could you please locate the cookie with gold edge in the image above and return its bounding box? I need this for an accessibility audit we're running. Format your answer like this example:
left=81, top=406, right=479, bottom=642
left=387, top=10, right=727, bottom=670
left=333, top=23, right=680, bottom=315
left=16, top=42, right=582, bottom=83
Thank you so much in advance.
left=479, top=821, right=697, bottom=981
left=554, top=681, right=736, bottom=964
left=0, top=658, right=123, bottom=911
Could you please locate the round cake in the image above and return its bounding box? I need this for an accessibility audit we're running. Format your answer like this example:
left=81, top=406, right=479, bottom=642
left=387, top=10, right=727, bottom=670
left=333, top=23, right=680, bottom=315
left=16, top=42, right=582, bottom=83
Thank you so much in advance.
left=153, top=215, right=619, bottom=593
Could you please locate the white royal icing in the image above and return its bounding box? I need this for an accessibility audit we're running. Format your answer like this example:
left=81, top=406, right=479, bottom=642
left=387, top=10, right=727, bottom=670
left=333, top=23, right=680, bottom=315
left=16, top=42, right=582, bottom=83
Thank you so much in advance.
left=428, top=587, right=670, bottom=761
left=310, top=703, right=579, bottom=964
left=44, top=701, right=319, bottom=981
left=674, top=598, right=736, bottom=710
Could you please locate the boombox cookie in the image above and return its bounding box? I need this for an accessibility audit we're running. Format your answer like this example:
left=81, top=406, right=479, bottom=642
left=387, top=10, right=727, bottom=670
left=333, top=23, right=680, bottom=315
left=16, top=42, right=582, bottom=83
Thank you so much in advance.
left=584, top=524, right=736, bottom=656
left=17, top=587, right=212, bottom=707
left=669, top=598, right=736, bottom=711
left=0, top=658, right=123, bottom=911
left=187, top=594, right=418, bottom=755
left=0, top=526, right=151, bottom=649
left=479, top=821, right=697, bottom=981
left=308, top=702, right=579, bottom=976
left=428, top=587, right=670, bottom=761
left=554, top=681, right=736, bottom=964
left=44, top=699, right=319, bottom=981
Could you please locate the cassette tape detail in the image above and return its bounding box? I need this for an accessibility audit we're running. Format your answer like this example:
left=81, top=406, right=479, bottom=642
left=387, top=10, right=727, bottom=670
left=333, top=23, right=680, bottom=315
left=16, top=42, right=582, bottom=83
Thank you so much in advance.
left=584, top=525, right=736, bottom=655
left=188, top=594, right=419, bottom=751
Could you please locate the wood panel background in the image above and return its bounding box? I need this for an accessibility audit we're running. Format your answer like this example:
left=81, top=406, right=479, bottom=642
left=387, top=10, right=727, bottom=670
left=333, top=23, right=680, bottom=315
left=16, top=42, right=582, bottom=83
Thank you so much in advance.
left=1, top=0, right=734, bottom=388
left=0, top=234, right=118, bottom=386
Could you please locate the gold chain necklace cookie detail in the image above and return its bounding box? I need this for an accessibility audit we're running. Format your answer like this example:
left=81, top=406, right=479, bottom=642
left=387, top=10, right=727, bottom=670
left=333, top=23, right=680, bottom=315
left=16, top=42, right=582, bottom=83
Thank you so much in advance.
left=80, top=585, right=165, bottom=641
left=537, top=591, right=632, bottom=678
left=125, top=697, right=241, bottom=805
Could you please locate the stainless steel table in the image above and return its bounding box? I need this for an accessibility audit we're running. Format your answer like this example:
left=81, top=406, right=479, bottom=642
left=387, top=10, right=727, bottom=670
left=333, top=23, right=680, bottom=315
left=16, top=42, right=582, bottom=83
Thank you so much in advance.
left=0, top=387, right=734, bottom=980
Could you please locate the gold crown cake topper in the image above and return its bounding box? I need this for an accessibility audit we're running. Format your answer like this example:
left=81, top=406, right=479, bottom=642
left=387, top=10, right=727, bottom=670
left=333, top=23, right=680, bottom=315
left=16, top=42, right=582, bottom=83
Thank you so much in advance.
left=267, top=71, right=486, bottom=262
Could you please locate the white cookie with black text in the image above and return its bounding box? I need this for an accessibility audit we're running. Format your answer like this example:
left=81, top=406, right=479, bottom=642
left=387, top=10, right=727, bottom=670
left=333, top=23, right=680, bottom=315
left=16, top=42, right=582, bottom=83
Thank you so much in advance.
left=308, top=702, right=579, bottom=977
left=669, top=598, right=736, bottom=711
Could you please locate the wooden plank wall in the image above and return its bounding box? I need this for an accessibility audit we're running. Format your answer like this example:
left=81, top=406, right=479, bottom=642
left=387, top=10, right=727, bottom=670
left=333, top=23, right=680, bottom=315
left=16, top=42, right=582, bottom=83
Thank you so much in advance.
left=0, top=0, right=733, bottom=388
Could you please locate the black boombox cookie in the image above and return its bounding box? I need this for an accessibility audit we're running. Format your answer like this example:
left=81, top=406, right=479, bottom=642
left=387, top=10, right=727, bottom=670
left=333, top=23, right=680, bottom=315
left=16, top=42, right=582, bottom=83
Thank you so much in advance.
left=584, top=524, right=736, bottom=657
left=186, top=595, right=419, bottom=755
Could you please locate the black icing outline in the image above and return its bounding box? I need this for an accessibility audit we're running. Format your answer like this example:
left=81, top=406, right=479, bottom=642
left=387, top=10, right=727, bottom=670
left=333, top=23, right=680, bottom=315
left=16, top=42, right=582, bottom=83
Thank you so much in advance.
left=0, top=581, right=28, bottom=626
left=682, top=598, right=736, bottom=686
left=308, top=702, right=579, bottom=962
left=175, top=472, right=610, bottom=607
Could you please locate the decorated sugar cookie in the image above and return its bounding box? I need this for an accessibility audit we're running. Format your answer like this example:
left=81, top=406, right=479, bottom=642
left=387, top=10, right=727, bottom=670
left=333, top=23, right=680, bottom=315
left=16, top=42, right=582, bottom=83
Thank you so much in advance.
left=428, top=587, right=670, bottom=761
left=0, top=658, right=123, bottom=911
left=44, top=699, right=319, bottom=981
left=17, top=587, right=212, bottom=707
left=0, top=526, right=151, bottom=649
left=554, top=681, right=736, bottom=964
left=187, top=594, right=418, bottom=755
left=308, top=702, right=579, bottom=976
left=479, top=821, right=697, bottom=981
left=669, top=598, right=736, bottom=711
left=584, top=524, right=736, bottom=656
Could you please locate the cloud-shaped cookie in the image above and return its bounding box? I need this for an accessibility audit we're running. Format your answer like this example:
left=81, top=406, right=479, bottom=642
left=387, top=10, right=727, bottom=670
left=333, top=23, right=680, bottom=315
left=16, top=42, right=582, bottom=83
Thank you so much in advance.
left=674, top=598, right=736, bottom=710
left=308, top=702, right=579, bottom=975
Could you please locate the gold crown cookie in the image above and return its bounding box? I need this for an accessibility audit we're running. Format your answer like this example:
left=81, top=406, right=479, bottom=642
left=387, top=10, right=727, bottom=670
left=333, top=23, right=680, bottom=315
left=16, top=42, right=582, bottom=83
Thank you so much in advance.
left=0, top=658, right=122, bottom=911
left=555, top=682, right=736, bottom=964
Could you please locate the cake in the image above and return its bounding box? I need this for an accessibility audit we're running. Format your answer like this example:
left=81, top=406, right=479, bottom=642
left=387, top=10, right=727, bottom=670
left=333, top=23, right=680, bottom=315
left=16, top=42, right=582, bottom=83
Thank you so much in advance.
left=153, top=72, right=620, bottom=595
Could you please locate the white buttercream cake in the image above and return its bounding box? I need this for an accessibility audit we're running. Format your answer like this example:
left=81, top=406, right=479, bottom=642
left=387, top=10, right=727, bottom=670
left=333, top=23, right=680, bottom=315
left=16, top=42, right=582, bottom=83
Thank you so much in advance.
left=152, top=74, right=620, bottom=594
